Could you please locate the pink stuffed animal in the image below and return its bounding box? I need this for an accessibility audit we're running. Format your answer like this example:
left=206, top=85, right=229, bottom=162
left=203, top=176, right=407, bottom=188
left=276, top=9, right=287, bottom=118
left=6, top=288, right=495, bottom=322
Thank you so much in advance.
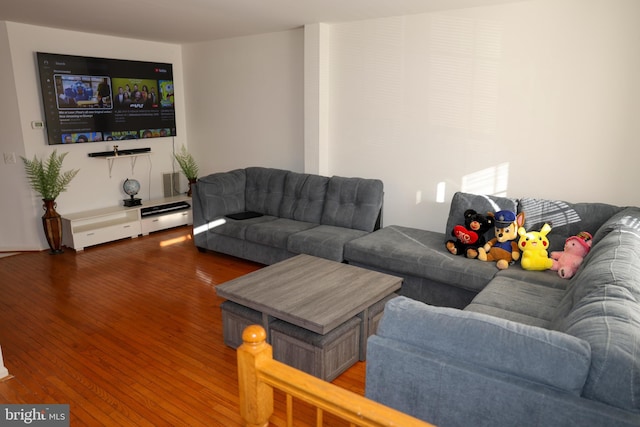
left=550, top=231, right=593, bottom=279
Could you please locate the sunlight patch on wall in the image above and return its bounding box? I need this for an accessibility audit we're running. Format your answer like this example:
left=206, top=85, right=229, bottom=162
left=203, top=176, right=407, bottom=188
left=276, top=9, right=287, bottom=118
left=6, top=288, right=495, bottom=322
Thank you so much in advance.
left=461, top=162, right=509, bottom=196
left=436, top=181, right=446, bottom=203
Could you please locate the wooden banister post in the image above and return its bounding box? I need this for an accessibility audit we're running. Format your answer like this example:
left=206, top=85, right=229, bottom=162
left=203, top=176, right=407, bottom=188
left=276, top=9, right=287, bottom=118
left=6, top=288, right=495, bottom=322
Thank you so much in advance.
left=237, top=325, right=274, bottom=427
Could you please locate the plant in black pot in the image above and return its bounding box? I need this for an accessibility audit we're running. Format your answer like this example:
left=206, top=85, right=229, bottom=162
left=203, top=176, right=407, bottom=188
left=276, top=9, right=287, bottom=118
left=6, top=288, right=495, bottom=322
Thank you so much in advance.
left=173, top=145, right=199, bottom=196
left=21, top=150, right=79, bottom=254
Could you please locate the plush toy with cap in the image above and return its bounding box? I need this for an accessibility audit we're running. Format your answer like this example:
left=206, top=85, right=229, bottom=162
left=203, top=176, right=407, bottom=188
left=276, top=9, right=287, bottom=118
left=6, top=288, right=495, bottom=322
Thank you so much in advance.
left=550, top=231, right=593, bottom=279
left=446, top=209, right=494, bottom=259
left=477, top=210, right=525, bottom=269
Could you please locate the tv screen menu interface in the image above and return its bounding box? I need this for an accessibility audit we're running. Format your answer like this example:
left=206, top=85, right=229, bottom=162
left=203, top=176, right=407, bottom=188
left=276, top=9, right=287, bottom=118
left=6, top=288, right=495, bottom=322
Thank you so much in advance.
left=37, top=52, right=176, bottom=144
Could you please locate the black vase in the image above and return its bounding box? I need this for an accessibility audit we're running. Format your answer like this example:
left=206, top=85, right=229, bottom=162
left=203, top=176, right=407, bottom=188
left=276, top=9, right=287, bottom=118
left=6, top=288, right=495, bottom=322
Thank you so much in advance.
left=42, top=199, right=64, bottom=254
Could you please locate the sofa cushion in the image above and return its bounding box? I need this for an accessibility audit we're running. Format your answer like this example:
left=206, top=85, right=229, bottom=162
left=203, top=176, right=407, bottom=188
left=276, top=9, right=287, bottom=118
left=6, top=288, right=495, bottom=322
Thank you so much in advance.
left=518, top=197, right=622, bottom=253
left=563, top=285, right=640, bottom=411
left=551, top=208, right=640, bottom=411
left=245, top=218, right=318, bottom=249
left=196, top=169, right=246, bottom=219
left=444, top=192, right=517, bottom=241
left=378, top=296, right=592, bottom=394
left=495, top=266, right=570, bottom=289
left=211, top=215, right=278, bottom=239
left=369, top=335, right=640, bottom=427
left=344, top=225, right=498, bottom=293
left=244, top=167, right=287, bottom=216
left=321, top=176, right=383, bottom=232
left=465, top=276, right=567, bottom=328
left=287, top=225, right=368, bottom=262
left=279, top=172, right=328, bottom=223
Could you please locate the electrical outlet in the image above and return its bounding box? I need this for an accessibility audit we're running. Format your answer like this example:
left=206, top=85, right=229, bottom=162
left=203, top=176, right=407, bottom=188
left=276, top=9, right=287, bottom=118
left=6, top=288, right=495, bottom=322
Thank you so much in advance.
left=3, top=152, right=16, bottom=164
left=415, top=190, right=422, bottom=205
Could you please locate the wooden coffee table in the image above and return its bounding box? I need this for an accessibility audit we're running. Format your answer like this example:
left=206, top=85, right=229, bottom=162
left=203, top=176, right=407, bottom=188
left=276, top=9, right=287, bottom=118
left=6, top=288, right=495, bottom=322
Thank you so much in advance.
left=216, top=254, right=402, bottom=380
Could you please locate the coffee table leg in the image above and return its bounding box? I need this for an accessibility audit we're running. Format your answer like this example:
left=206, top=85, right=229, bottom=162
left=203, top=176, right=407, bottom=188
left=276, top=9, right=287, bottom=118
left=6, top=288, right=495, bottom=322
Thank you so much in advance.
left=262, top=313, right=271, bottom=342
left=358, top=308, right=369, bottom=361
left=359, top=294, right=397, bottom=360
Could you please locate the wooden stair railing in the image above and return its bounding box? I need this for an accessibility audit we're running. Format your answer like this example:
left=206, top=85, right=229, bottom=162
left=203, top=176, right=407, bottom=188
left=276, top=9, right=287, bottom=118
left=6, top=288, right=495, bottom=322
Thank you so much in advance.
left=237, top=325, right=435, bottom=427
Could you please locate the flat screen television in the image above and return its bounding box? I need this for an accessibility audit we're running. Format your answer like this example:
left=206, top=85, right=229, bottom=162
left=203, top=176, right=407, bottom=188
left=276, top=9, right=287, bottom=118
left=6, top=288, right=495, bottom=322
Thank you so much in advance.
left=36, top=52, right=177, bottom=145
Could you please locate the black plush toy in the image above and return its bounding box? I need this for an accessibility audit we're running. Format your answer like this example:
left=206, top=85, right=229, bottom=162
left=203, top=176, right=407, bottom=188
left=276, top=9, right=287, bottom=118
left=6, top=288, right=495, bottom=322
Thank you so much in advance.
left=445, top=209, right=494, bottom=259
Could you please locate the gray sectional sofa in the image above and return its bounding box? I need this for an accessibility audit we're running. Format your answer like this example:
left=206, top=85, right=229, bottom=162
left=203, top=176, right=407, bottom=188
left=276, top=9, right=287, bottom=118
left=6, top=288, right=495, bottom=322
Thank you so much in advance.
left=191, top=167, right=383, bottom=265
left=194, top=170, right=640, bottom=425
left=352, top=193, right=640, bottom=426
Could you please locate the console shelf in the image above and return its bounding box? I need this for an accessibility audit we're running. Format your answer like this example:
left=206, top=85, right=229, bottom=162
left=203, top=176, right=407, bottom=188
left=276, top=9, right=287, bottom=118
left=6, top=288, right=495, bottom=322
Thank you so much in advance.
left=61, top=195, right=192, bottom=251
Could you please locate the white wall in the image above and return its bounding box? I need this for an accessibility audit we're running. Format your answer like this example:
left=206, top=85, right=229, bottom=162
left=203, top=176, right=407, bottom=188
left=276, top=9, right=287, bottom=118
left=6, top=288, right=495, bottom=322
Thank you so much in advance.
left=182, top=29, right=304, bottom=176
left=0, top=22, right=187, bottom=251
left=0, top=23, right=36, bottom=251
left=324, top=0, right=640, bottom=232
left=3, top=0, right=640, bottom=250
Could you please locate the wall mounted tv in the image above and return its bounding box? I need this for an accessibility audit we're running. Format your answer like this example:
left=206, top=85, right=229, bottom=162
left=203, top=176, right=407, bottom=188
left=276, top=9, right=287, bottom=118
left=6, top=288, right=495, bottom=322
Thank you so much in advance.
left=36, top=52, right=176, bottom=145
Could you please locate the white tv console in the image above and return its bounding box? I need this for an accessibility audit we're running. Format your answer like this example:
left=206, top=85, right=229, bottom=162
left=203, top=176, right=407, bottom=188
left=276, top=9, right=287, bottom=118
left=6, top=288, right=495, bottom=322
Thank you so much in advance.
left=61, top=195, right=192, bottom=251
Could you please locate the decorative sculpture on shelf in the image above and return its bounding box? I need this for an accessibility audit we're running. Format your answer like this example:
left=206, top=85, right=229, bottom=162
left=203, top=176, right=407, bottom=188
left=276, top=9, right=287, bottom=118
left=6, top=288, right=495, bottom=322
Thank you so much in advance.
left=123, top=178, right=142, bottom=207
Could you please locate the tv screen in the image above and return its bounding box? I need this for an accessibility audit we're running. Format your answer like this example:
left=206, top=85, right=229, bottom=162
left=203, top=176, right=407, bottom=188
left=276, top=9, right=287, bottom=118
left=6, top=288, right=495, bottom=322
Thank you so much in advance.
left=36, top=52, right=176, bottom=145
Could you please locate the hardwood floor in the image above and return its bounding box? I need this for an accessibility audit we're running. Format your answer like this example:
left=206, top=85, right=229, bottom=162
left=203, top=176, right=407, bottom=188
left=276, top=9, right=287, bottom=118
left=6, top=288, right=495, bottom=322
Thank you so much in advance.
left=0, top=227, right=366, bottom=426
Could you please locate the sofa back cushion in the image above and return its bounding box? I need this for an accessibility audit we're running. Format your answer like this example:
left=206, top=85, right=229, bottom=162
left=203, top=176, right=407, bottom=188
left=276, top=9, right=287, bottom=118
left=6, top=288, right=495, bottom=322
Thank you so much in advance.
left=279, top=172, right=328, bottom=223
left=444, top=192, right=517, bottom=241
left=196, top=169, right=246, bottom=219
left=244, top=167, right=287, bottom=216
left=320, top=176, right=383, bottom=232
left=378, top=296, right=591, bottom=394
left=517, top=198, right=622, bottom=252
left=551, top=207, right=640, bottom=411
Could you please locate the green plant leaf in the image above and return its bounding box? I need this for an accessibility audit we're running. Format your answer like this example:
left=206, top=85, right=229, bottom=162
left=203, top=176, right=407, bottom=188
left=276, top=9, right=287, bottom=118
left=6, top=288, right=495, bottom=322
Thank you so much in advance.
left=174, top=145, right=199, bottom=180
left=21, top=150, right=79, bottom=200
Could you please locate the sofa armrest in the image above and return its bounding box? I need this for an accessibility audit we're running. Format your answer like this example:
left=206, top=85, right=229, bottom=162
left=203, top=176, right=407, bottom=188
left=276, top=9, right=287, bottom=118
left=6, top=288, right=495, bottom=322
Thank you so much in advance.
left=376, top=296, right=591, bottom=393
left=193, top=169, right=247, bottom=221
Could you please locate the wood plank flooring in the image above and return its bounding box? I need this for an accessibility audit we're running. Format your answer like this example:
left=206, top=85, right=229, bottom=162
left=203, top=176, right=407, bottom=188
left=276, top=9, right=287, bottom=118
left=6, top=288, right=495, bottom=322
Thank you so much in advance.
left=0, top=227, right=366, bottom=426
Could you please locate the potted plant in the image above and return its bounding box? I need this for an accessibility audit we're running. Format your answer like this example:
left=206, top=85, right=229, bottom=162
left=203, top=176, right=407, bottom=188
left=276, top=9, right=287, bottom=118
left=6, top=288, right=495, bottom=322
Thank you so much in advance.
left=21, top=150, right=79, bottom=254
left=173, top=145, right=199, bottom=196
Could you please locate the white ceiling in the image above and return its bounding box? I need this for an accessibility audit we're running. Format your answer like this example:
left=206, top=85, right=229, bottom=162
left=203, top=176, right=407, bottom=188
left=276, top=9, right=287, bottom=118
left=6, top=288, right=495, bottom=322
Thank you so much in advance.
left=0, top=0, right=525, bottom=44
